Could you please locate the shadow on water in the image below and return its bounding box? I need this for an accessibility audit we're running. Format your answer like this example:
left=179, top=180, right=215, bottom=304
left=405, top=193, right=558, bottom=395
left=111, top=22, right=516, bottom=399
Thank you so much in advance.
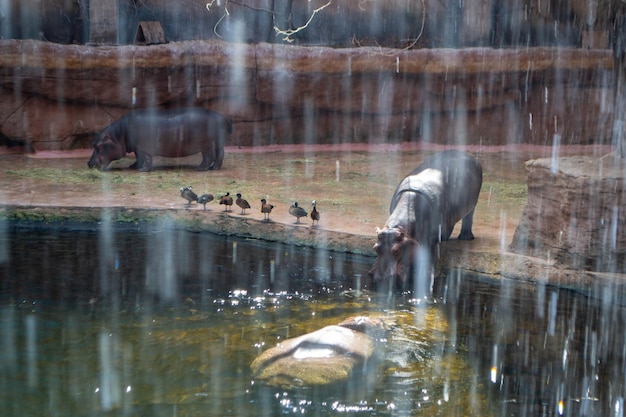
left=0, top=221, right=625, bottom=416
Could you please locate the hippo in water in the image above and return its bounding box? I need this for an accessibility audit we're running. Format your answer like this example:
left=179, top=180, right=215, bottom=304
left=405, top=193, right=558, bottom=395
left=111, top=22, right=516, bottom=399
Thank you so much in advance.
left=250, top=316, right=386, bottom=388
left=369, top=150, right=482, bottom=291
left=88, top=107, right=231, bottom=171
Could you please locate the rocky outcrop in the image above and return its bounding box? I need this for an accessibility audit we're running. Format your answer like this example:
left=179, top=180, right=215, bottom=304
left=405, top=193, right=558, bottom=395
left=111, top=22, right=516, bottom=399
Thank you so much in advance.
left=510, top=155, right=626, bottom=272
left=0, top=39, right=615, bottom=151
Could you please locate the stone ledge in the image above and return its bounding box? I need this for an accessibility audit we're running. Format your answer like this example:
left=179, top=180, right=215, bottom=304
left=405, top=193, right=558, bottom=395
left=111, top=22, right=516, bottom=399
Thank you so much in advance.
left=0, top=39, right=613, bottom=74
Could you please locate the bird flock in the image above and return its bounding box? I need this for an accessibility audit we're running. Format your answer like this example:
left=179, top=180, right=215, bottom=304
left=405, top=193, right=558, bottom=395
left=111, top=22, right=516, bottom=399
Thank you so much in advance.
left=179, top=186, right=320, bottom=226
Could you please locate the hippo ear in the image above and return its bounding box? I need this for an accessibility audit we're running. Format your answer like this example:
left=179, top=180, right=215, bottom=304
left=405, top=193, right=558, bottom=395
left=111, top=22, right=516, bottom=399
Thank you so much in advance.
left=94, top=134, right=105, bottom=147
left=101, top=133, right=114, bottom=143
left=375, top=227, right=381, bottom=236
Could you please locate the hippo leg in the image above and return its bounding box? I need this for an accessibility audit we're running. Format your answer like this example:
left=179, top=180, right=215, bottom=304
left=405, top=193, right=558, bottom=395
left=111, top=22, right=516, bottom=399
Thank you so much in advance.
left=197, top=150, right=212, bottom=171
left=441, top=225, right=455, bottom=241
left=134, top=150, right=153, bottom=172
left=457, top=208, right=475, bottom=240
left=212, top=142, right=224, bottom=170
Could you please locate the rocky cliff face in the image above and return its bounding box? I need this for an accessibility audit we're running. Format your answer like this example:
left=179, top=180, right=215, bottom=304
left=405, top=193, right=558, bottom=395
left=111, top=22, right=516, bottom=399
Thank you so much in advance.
left=3, top=0, right=601, bottom=46
left=510, top=156, right=626, bottom=273
left=0, top=39, right=614, bottom=151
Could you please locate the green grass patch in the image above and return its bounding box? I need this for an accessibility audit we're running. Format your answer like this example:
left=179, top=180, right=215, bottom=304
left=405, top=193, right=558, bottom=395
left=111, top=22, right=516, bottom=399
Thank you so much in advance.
left=482, top=180, right=527, bottom=204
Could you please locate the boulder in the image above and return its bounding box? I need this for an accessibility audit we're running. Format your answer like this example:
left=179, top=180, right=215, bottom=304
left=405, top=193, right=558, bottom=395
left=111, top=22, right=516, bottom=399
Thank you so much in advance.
left=250, top=316, right=386, bottom=388
left=510, top=155, right=626, bottom=272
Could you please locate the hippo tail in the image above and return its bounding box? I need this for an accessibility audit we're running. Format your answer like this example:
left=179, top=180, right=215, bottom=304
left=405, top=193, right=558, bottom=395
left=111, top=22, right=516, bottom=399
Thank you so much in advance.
left=225, top=118, right=233, bottom=135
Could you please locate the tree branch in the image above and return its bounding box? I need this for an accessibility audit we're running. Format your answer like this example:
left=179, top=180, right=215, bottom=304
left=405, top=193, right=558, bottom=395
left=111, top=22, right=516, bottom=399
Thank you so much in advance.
left=272, top=1, right=333, bottom=43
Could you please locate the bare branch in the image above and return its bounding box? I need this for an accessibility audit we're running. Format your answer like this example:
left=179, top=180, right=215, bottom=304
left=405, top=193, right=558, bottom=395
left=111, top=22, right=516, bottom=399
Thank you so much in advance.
left=207, top=0, right=276, bottom=40
left=205, top=0, right=422, bottom=51
left=205, top=0, right=218, bottom=12
left=351, top=0, right=426, bottom=56
left=226, top=0, right=275, bottom=14
left=206, top=0, right=230, bottom=39
left=273, top=1, right=333, bottom=43
left=405, top=0, right=426, bottom=50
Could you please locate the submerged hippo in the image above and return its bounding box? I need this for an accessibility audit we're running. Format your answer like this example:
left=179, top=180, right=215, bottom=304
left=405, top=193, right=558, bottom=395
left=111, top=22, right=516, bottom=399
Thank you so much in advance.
left=369, top=150, right=482, bottom=290
left=250, top=316, right=386, bottom=388
left=88, top=107, right=231, bottom=171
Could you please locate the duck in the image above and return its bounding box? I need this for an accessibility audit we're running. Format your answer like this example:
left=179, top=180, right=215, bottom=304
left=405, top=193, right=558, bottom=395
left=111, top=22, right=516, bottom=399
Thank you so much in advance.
left=261, top=198, right=274, bottom=222
left=310, top=200, right=320, bottom=226
left=289, top=201, right=308, bottom=224
left=219, top=192, right=234, bottom=211
left=197, top=193, right=214, bottom=210
left=180, top=186, right=198, bottom=207
left=236, top=193, right=251, bottom=215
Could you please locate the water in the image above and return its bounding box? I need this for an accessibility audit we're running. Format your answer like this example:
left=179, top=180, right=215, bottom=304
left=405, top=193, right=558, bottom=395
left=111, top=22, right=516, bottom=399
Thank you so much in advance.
left=0, top=2, right=622, bottom=416
left=1, top=222, right=625, bottom=416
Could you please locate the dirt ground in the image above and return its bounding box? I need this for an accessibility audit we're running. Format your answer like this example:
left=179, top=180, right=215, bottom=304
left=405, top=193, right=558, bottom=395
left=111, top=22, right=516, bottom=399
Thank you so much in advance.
left=0, top=142, right=616, bottom=287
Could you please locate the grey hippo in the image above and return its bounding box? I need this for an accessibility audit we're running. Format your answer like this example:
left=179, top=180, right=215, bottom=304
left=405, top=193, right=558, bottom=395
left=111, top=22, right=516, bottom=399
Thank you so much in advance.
left=369, top=150, right=483, bottom=291
left=88, top=107, right=231, bottom=171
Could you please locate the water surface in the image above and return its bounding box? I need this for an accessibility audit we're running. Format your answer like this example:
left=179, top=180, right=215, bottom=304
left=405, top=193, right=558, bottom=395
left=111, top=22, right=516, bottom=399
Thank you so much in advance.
left=0, top=222, right=624, bottom=416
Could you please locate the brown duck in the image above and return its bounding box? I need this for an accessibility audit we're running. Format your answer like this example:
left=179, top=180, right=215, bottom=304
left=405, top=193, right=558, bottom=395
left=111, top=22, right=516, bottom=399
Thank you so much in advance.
left=219, top=192, right=234, bottom=211
left=289, top=201, right=308, bottom=224
left=236, top=193, right=251, bottom=215
left=261, top=198, right=274, bottom=222
left=311, top=200, right=320, bottom=226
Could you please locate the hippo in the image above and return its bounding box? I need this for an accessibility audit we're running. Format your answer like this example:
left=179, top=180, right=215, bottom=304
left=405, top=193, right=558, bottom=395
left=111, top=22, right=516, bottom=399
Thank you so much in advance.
left=369, top=150, right=482, bottom=290
left=250, top=316, right=386, bottom=388
left=88, top=107, right=231, bottom=171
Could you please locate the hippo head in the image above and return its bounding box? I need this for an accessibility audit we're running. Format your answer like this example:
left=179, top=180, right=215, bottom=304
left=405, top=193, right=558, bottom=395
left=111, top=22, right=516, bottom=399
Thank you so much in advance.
left=368, top=227, right=419, bottom=288
left=87, top=132, right=125, bottom=170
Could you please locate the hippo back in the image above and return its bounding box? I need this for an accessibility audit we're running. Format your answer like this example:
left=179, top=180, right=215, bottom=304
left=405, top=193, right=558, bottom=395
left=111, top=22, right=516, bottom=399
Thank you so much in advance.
left=390, top=150, right=482, bottom=216
left=388, top=150, right=482, bottom=246
left=124, top=108, right=226, bottom=154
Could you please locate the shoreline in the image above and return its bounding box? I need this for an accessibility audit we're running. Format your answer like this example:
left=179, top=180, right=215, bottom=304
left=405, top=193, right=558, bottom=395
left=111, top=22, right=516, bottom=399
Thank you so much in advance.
left=1, top=142, right=615, bottom=158
left=2, top=144, right=625, bottom=297
left=3, top=203, right=626, bottom=299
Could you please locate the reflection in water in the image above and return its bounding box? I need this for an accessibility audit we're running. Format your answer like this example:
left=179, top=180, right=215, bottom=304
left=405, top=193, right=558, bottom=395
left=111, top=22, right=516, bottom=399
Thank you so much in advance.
left=0, top=222, right=625, bottom=416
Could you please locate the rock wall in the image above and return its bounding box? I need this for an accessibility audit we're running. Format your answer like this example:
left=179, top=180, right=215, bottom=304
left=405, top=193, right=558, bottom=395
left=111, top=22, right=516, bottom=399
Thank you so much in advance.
left=1, top=0, right=609, bottom=46
left=0, top=39, right=615, bottom=151
left=510, top=156, right=626, bottom=273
